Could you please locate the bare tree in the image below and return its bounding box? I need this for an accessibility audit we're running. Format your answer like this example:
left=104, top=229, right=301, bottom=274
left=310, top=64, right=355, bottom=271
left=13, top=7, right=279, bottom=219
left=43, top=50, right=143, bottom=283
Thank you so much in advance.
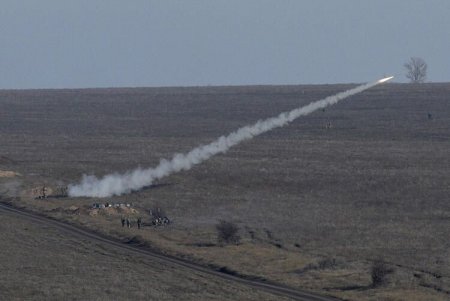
left=404, top=57, right=427, bottom=83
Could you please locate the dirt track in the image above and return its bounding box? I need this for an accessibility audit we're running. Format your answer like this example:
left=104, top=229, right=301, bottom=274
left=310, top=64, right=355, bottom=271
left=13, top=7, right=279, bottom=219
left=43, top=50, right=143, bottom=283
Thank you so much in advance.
left=0, top=201, right=340, bottom=301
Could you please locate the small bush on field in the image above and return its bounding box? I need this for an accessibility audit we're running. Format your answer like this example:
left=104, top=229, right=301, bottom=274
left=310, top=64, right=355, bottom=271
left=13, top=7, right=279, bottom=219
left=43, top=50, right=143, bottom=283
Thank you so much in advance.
left=295, top=258, right=339, bottom=274
left=216, top=220, right=240, bottom=245
left=317, top=258, right=338, bottom=269
left=371, top=260, right=394, bottom=287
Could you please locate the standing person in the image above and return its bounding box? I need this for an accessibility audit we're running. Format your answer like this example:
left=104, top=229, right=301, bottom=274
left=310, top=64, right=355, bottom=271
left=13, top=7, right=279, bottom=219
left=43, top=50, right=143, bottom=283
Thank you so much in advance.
left=126, top=218, right=130, bottom=228
left=42, top=185, right=47, bottom=198
left=137, top=217, right=142, bottom=229
left=121, top=217, right=125, bottom=227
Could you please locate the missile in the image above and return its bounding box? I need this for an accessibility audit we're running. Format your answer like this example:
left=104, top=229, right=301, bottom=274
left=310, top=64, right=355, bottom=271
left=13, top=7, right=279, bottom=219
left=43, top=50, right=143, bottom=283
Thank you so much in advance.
left=378, top=76, right=394, bottom=84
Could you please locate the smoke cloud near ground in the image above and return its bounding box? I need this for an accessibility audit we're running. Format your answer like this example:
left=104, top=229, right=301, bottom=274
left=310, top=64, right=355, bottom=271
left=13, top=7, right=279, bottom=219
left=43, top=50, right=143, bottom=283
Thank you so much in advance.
left=69, top=77, right=393, bottom=197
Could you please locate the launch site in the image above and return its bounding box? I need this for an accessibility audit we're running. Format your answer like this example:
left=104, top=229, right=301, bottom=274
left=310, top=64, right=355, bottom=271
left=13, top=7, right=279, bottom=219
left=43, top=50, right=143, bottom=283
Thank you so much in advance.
left=1, top=2, right=449, bottom=301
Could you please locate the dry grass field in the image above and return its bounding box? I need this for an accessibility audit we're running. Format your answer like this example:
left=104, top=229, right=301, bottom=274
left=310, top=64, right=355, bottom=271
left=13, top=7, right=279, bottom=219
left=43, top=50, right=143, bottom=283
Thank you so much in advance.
left=1, top=82, right=449, bottom=300
left=0, top=206, right=293, bottom=301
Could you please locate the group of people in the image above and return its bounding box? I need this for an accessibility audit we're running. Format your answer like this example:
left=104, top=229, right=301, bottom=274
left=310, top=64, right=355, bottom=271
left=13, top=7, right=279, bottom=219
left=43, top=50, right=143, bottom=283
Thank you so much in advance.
left=121, top=216, right=171, bottom=229
left=121, top=217, right=143, bottom=229
left=151, top=216, right=170, bottom=226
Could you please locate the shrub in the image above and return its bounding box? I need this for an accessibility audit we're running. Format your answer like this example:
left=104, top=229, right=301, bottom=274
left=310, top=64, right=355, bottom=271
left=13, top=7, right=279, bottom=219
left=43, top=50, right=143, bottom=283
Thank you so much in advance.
left=317, top=258, right=338, bottom=270
left=216, top=220, right=240, bottom=245
left=371, top=260, right=394, bottom=287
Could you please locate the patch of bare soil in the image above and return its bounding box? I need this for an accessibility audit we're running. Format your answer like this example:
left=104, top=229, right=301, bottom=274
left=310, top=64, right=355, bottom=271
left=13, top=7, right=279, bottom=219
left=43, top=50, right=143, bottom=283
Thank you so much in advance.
left=0, top=170, right=20, bottom=178
left=89, top=206, right=139, bottom=217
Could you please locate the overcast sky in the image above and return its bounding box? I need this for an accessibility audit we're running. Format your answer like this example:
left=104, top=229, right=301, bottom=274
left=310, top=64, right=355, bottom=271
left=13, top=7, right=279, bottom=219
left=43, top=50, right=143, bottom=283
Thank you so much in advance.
left=1, top=1, right=449, bottom=89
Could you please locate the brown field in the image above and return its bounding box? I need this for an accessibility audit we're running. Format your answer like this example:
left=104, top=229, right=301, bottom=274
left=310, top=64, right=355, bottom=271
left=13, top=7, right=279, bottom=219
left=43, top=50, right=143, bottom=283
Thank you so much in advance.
left=1, top=82, right=449, bottom=300
left=0, top=206, right=292, bottom=301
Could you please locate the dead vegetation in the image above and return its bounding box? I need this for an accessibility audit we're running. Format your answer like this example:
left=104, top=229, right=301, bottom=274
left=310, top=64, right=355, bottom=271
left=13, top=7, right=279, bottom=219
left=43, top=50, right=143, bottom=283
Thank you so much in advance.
left=0, top=207, right=290, bottom=301
left=1, top=83, right=450, bottom=300
left=294, top=258, right=340, bottom=274
left=216, top=220, right=240, bottom=245
left=371, top=260, right=395, bottom=288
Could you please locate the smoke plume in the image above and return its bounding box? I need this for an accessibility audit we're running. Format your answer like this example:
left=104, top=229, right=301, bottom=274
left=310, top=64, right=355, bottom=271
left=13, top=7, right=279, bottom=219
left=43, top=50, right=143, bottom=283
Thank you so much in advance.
left=69, top=77, right=392, bottom=197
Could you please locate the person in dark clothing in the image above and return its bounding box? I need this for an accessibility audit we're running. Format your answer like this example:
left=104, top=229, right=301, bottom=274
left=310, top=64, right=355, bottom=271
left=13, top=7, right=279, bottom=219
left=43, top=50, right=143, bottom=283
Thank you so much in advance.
left=126, top=218, right=130, bottom=228
left=121, top=217, right=125, bottom=227
left=137, top=217, right=142, bottom=229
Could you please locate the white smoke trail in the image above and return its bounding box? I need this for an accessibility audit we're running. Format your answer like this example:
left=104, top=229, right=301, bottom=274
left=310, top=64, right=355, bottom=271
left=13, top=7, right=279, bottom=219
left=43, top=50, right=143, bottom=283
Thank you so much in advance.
left=69, top=77, right=393, bottom=197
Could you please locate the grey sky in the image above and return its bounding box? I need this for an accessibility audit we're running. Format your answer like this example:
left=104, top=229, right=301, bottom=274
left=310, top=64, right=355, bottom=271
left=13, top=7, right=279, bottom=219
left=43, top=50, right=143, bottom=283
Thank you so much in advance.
left=1, top=1, right=449, bottom=89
